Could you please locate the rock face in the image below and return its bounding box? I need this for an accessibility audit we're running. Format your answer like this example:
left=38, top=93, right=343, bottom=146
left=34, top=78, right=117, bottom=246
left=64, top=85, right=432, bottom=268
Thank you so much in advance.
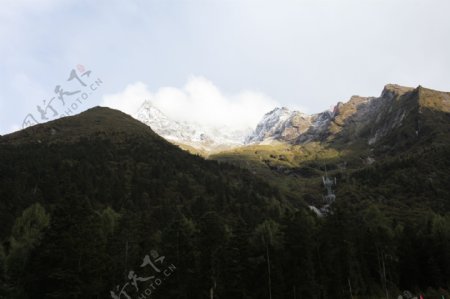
left=245, top=107, right=311, bottom=143
left=246, top=84, right=450, bottom=151
left=135, top=100, right=251, bottom=152
left=245, top=107, right=335, bottom=144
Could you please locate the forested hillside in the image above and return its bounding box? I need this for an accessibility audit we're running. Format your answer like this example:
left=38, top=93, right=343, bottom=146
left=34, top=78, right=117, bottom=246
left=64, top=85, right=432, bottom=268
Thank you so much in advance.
left=0, top=107, right=449, bottom=298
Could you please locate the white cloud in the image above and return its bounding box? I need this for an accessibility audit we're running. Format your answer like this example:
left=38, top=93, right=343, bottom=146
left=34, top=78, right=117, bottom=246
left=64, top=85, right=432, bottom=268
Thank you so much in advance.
left=101, top=76, right=280, bottom=130
left=101, top=82, right=150, bottom=116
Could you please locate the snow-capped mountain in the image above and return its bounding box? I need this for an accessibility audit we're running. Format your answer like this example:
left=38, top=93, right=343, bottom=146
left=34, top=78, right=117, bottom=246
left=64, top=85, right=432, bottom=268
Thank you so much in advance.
left=246, top=84, right=450, bottom=148
left=135, top=100, right=251, bottom=151
left=134, top=84, right=450, bottom=153
left=245, top=107, right=299, bottom=143
left=245, top=107, right=335, bottom=144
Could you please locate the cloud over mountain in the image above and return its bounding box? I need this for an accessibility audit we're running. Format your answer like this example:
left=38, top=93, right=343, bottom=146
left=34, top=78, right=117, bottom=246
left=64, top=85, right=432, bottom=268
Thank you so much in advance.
left=101, top=76, right=280, bottom=131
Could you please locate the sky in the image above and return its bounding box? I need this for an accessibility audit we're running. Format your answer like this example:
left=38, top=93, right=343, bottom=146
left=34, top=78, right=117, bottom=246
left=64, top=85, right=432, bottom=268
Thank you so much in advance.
left=1, top=0, right=450, bottom=134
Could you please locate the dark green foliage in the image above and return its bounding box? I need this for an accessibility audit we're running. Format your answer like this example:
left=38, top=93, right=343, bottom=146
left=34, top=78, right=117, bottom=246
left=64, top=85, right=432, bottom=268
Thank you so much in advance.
left=0, top=107, right=449, bottom=298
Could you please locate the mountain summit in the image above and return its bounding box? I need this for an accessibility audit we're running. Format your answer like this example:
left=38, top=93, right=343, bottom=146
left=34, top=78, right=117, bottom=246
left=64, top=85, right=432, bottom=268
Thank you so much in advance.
left=1, top=106, right=162, bottom=145
left=134, top=100, right=252, bottom=152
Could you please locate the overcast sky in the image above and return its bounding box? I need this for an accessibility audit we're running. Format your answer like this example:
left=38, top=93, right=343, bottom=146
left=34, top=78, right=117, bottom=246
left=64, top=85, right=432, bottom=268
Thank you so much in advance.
left=1, top=0, right=449, bottom=134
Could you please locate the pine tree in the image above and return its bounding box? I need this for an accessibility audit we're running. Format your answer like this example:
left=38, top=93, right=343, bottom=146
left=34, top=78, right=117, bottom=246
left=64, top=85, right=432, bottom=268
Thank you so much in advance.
left=5, top=202, right=50, bottom=297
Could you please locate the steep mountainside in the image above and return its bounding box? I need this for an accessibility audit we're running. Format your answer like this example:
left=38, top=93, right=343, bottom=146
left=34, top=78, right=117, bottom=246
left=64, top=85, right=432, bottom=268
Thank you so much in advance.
left=212, top=84, right=450, bottom=210
left=245, top=84, right=450, bottom=153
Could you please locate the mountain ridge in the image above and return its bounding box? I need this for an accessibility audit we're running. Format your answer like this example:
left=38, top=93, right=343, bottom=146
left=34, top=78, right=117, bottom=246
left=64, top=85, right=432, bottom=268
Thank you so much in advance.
left=130, top=83, right=449, bottom=154
left=246, top=84, right=450, bottom=151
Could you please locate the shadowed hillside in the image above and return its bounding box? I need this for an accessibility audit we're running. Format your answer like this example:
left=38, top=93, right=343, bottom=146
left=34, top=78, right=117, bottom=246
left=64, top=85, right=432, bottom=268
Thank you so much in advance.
left=0, top=106, right=449, bottom=298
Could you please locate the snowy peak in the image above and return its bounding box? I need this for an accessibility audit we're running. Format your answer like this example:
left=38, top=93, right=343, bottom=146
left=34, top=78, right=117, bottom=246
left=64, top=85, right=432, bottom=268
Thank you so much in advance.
left=136, top=101, right=169, bottom=124
left=246, top=106, right=333, bottom=144
left=246, top=107, right=295, bottom=143
left=136, top=100, right=195, bottom=141
left=134, top=100, right=251, bottom=152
